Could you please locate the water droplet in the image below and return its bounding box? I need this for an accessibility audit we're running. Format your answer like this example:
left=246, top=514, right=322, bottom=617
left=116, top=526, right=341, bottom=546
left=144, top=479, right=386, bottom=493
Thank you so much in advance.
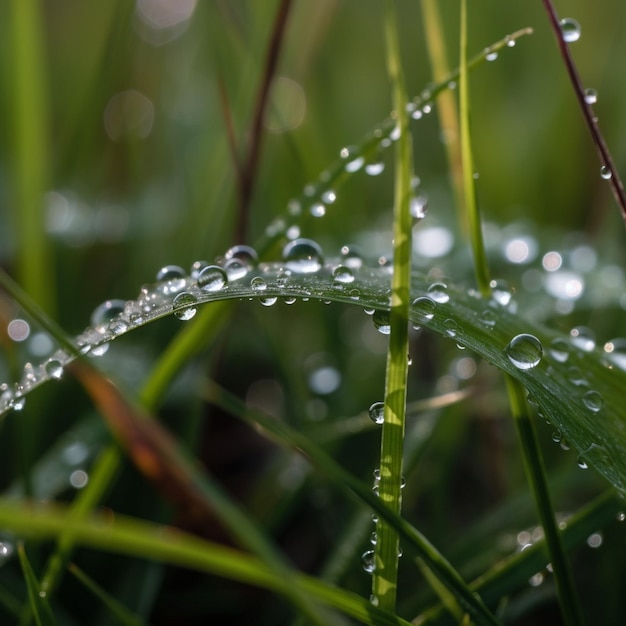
left=603, top=338, right=626, bottom=371
left=552, top=430, right=562, bottom=443
left=198, top=265, right=227, bottom=292
left=282, top=238, right=324, bottom=274
left=489, top=279, right=513, bottom=306
left=190, top=260, right=209, bottom=279
left=427, top=282, right=449, bottom=304
left=172, top=292, right=198, bottom=321
left=481, top=309, right=496, bottom=327
left=577, top=456, right=588, bottom=469
left=156, top=265, right=187, bottom=293
left=365, top=162, right=385, bottom=176
left=91, top=299, right=126, bottom=327
left=321, top=190, right=336, bottom=204
left=582, top=390, right=603, bottom=413
left=370, top=531, right=377, bottom=545
left=90, top=343, right=110, bottom=357
left=506, top=334, right=543, bottom=370
left=251, top=276, right=267, bottom=291
left=617, top=512, right=625, bottom=522
left=223, top=258, right=249, bottom=281
left=412, top=297, right=436, bottom=323
left=549, top=338, right=570, bottom=363
left=410, top=193, right=428, bottom=220
left=44, top=359, right=63, bottom=380
left=287, top=199, right=301, bottom=216
left=444, top=319, right=458, bottom=338
left=225, top=244, right=258, bottom=267
left=600, top=165, right=612, bottom=180
left=369, top=401, right=385, bottom=425
left=485, top=50, right=498, bottom=62
left=310, top=202, right=326, bottom=217
left=259, top=297, right=278, bottom=307
left=570, top=326, right=596, bottom=352
left=584, top=88, right=598, bottom=104
left=333, top=265, right=355, bottom=285
left=340, top=244, right=363, bottom=269
left=345, top=156, right=365, bottom=173
left=372, top=310, right=391, bottom=335
left=559, top=17, right=581, bottom=43
left=587, top=532, right=603, bottom=548
left=361, top=550, right=376, bottom=574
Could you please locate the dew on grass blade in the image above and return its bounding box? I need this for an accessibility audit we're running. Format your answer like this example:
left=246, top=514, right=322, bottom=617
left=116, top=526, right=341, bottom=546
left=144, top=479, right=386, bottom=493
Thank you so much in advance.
left=332, top=265, right=354, bottom=285
left=489, top=279, right=513, bottom=306
left=506, top=334, right=543, bottom=370
left=368, top=401, right=385, bottom=425
left=365, top=162, right=385, bottom=176
left=172, top=292, right=198, bottom=321
left=372, top=310, right=391, bottom=335
left=259, top=297, right=277, bottom=307
left=251, top=277, right=267, bottom=291
left=549, top=338, right=570, bottom=363
left=600, top=165, right=612, bottom=180
left=282, top=238, right=323, bottom=274
left=310, top=203, right=326, bottom=217
left=197, top=265, right=227, bottom=292
left=559, top=17, right=581, bottom=43
left=361, top=550, right=376, bottom=574
left=584, top=88, right=598, bottom=105
left=224, top=244, right=258, bottom=267
left=603, top=338, right=626, bottom=370
left=570, top=326, right=596, bottom=352
left=156, top=264, right=186, bottom=287
left=91, top=299, right=126, bottom=327
left=481, top=309, right=497, bottom=327
left=412, top=297, right=436, bottom=323
left=410, top=193, right=428, bottom=220
left=426, top=282, right=449, bottom=304
left=340, top=244, right=363, bottom=269
left=582, top=390, right=603, bottom=413
left=44, top=359, right=64, bottom=380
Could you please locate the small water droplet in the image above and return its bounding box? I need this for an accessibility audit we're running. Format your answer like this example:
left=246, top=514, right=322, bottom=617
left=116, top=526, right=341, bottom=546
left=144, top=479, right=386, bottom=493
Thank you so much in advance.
left=369, top=401, right=385, bottom=425
left=172, top=292, right=198, bottom=321
left=198, top=265, right=228, bottom=292
left=365, top=162, right=385, bottom=176
left=582, top=390, right=603, bottom=413
left=372, top=310, right=391, bottom=335
left=584, top=88, right=598, bottom=104
left=345, top=156, right=365, bottom=173
left=490, top=279, right=513, bottom=306
left=321, top=190, right=336, bottom=204
left=251, top=276, right=267, bottom=291
left=370, top=531, right=377, bottom=545
left=570, top=326, right=596, bottom=352
left=282, top=238, right=324, bottom=274
left=485, top=50, right=498, bottom=62
left=91, top=299, right=126, bottom=327
left=506, top=334, right=543, bottom=370
left=361, top=550, right=376, bottom=574
left=223, top=258, right=249, bottom=281
left=549, top=338, right=570, bottom=363
left=259, top=297, right=278, bottom=307
left=310, top=202, right=326, bottom=217
left=410, top=193, right=428, bottom=220
left=340, top=244, right=363, bottom=269
left=412, top=297, right=436, bottom=323
left=427, top=282, right=449, bottom=304
left=552, top=430, right=562, bottom=443
left=559, top=17, right=581, bottom=43
left=444, top=319, right=458, bottom=338
left=481, top=309, right=497, bottom=327
left=603, top=338, right=626, bottom=371
left=617, top=512, right=625, bottom=522
left=90, top=343, right=110, bottom=357
left=577, top=456, right=588, bottom=469
left=44, top=359, right=64, bottom=380
left=600, top=165, right=612, bottom=180
left=333, top=265, right=355, bottom=285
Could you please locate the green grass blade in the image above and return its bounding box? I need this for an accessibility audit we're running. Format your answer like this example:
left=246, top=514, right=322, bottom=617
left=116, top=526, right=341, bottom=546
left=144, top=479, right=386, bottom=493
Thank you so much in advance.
left=372, top=0, right=413, bottom=612
left=0, top=501, right=413, bottom=626
left=17, top=543, right=58, bottom=626
left=68, top=564, right=145, bottom=626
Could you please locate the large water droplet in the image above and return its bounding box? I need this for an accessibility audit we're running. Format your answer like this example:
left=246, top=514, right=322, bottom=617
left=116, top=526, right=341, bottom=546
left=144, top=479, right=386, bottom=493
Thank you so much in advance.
left=372, top=310, right=391, bottom=335
left=44, top=358, right=64, bottom=380
left=282, top=238, right=323, bottom=274
left=172, top=292, right=198, bottom=320
left=426, top=282, right=449, bottom=304
left=549, top=338, right=570, bottom=363
left=156, top=265, right=187, bottom=293
left=333, top=265, right=355, bottom=285
left=198, top=265, right=227, bottom=292
left=224, top=244, right=258, bottom=267
left=361, top=550, right=376, bottom=574
left=559, top=17, right=581, bottom=43
left=412, top=297, right=436, bottom=323
left=582, top=390, right=603, bottom=413
left=369, top=401, right=385, bottom=425
left=506, top=334, right=543, bottom=370
left=570, top=326, right=596, bottom=352
left=600, top=165, right=612, bottom=180
left=91, top=299, right=126, bottom=327
left=251, top=276, right=267, bottom=291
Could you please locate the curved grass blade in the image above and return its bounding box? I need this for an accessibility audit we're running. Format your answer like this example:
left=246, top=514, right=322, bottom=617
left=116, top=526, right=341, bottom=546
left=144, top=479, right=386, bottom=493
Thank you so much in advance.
left=0, top=501, right=413, bottom=626
left=17, top=543, right=58, bottom=626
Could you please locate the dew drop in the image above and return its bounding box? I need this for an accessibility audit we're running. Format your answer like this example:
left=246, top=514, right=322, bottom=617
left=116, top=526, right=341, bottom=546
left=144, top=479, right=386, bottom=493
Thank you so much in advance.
left=223, top=258, right=249, bottom=281
left=444, top=319, right=458, bottom=338
left=282, top=238, right=324, bottom=274
left=259, top=297, right=278, bottom=307
left=90, top=343, right=110, bottom=357
left=603, top=338, right=626, bottom=371
left=369, top=401, right=385, bottom=425
left=410, top=193, right=428, bottom=220
left=365, top=162, right=385, bottom=176
left=156, top=265, right=187, bottom=293
left=198, top=265, right=227, bottom=292
left=617, top=512, right=625, bottom=522
left=559, top=17, right=581, bottom=43
left=584, top=88, right=598, bottom=105
left=310, top=202, right=326, bottom=218
left=577, top=456, right=588, bottom=470
left=333, top=265, right=355, bottom=285
left=190, top=260, right=209, bottom=280
left=485, top=50, right=498, bottom=62
left=600, top=165, right=612, bottom=180
left=91, top=299, right=126, bottom=327
left=412, top=297, right=436, bottom=323
left=361, top=550, right=376, bottom=574
left=44, top=359, right=64, bottom=380
left=427, top=282, right=449, bottom=304
left=481, top=309, right=497, bottom=327
left=370, top=531, right=377, bottom=545
left=321, top=190, right=337, bottom=204
left=172, top=292, right=198, bottom=321
left=372, top=310, right=391, bottom=335
left=549, top=338, right=570, bottom=363
left=506, top=334, right=543, bottom=370
left=225, top=244, right=258, bottom=267
left=340, top=244, right=363, bottom=269
left=490, top=279, right=513, bottom=306
left=250, top=276, right=267, bottom=292
left=582, top=390, right=603, bottom=413
left=569, top=326, right=596, bottom=352
left=345, top=156, right=365, bottom=173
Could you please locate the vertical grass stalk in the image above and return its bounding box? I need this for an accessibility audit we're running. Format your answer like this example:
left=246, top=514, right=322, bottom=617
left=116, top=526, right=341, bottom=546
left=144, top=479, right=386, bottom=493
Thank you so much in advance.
left=459, top=2, right=583, bottom=624
left=372, top=0, right=413, bottom=611
left=9, top=0, right=54, bottom=314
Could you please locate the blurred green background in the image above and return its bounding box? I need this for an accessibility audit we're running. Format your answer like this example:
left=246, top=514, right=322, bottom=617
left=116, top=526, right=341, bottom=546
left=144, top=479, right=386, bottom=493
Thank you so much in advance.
left=0, top=1, right=625, bottom=624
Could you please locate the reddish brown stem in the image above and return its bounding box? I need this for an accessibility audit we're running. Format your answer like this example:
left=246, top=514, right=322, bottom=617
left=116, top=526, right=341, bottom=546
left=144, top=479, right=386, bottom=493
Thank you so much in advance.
left=542, top=0, right=626, bottom=226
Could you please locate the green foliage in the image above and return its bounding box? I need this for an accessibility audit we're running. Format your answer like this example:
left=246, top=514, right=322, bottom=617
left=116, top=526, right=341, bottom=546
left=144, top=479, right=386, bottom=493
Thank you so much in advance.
left=1, top=2, right=626, bottom=625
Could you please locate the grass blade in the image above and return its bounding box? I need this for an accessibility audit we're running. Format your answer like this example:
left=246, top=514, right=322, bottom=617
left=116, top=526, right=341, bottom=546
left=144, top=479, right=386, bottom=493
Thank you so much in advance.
left=17, top=543, right=58, bottom=626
